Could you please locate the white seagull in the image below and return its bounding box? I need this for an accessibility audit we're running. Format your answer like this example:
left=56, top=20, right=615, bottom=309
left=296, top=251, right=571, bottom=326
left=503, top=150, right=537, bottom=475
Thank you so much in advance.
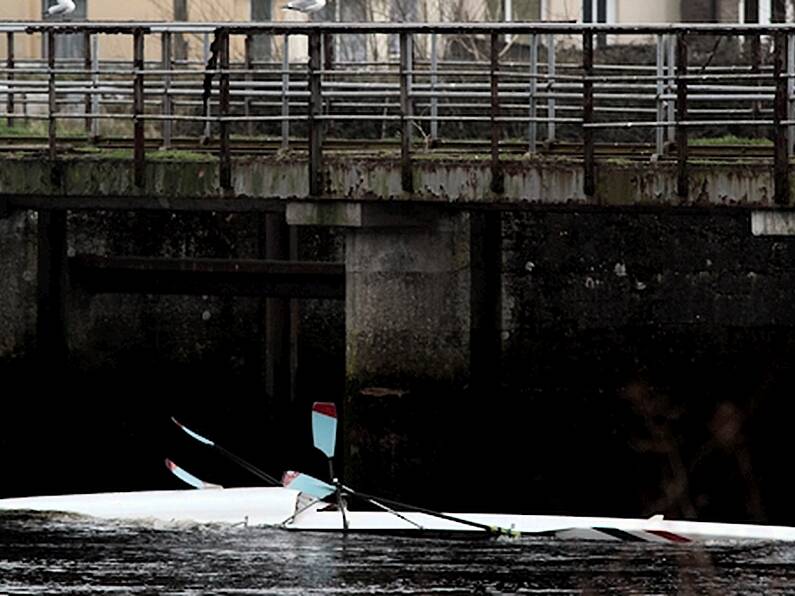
left=282, top=0, right=326, bottom=13
left=46, top=0, right=76, bottom=17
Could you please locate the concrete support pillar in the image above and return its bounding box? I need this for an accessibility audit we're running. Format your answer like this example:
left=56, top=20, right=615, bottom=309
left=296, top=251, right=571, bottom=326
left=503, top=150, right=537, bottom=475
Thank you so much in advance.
left=287, top=201, right=499, bottom=504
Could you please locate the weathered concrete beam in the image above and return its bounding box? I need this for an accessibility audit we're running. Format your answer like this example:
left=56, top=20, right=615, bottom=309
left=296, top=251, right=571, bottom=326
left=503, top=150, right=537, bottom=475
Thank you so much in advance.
left=0, top=154, right=785, bottom=208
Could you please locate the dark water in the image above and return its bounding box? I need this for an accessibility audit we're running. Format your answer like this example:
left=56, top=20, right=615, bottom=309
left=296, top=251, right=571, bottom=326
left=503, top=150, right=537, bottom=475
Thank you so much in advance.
left=2, top=512, right=795, bottom=595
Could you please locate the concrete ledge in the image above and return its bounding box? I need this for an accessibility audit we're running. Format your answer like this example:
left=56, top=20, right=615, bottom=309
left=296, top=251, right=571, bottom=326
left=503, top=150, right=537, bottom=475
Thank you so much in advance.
left=751, top=210, right=795, bottom=236
left=0, top=154, right=784, bottom=208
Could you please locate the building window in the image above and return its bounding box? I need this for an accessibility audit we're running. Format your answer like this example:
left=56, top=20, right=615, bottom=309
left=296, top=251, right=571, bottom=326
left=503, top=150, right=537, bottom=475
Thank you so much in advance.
left=739, top=0, right=794, bottom=23
left=486, top=0, right=542, bottom=21
left=42, top=0, right=87, bottom=59
left=582, top=0, right=615, bottom=23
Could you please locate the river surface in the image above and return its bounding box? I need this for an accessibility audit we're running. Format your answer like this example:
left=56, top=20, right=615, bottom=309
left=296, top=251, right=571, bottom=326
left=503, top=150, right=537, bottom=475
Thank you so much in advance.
left=2, top=511, right=795, bottom=595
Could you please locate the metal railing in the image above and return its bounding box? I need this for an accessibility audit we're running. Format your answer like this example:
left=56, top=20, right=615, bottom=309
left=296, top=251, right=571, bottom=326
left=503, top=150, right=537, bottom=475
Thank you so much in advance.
left=1, top=22, right=795, bottom=202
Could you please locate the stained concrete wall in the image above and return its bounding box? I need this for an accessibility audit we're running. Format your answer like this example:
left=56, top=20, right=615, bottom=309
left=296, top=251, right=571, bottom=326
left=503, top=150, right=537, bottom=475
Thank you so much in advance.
left=4, top=153, right=795, bottom=521
left=0, top=211, right=37, bottom=359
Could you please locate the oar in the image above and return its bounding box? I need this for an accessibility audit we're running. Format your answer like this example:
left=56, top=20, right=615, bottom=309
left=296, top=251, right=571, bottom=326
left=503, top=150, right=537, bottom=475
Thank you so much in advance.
left=171, top=417, right=281, bottom=487
left=164, top=458, right=223, bottom=489
left=284, top=471, right=519, bottom=537
left=342, top=485, right=520, bottom=538
left=311, top=402, right=348, bottom=530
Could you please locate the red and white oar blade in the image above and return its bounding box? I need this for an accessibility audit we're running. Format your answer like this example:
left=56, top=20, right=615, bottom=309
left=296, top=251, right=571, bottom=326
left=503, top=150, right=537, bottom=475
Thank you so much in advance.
left=311, top=402, right=337, bottom=458
left=281, top=470, right=335, bottom=499
left=165, top=458, right=223, bottom=490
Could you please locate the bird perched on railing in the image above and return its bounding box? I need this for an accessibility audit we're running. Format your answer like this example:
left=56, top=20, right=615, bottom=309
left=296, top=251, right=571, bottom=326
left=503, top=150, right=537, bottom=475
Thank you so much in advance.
left=282, top=0, right=326, bottom=13
left=45, top=0, right=76, bottom=17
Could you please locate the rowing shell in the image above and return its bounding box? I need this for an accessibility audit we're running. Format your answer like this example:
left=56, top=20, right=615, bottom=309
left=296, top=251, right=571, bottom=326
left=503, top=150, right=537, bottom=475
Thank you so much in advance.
left=3, top=487, right=795, bottom=543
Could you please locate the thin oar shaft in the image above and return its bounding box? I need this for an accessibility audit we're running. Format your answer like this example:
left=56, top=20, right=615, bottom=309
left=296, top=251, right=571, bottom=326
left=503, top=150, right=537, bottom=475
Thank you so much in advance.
left=340, top=484, right=422, bottom=530
left=345, top=488, right=519, bottom=537
left=172, top=417, right=281, bottom=487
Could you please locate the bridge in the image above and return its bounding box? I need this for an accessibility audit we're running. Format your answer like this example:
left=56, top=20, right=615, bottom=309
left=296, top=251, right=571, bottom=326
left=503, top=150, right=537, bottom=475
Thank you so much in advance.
left=3, top=21, right=795, bottom=511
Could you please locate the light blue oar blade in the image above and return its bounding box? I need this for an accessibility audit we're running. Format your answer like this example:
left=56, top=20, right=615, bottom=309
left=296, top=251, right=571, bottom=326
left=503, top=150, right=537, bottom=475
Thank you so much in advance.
left=311, top=402, right=337, bottom=458
left=282, top=471, right=335, bottom=500
left=172, top=417, right=214, bottom=447
left=165, top=458, right=222, bottom=489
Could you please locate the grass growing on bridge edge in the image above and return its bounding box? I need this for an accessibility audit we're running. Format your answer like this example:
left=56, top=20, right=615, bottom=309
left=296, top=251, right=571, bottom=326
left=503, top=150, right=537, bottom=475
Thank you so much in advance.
left=691, top=135, right=773, bottom=146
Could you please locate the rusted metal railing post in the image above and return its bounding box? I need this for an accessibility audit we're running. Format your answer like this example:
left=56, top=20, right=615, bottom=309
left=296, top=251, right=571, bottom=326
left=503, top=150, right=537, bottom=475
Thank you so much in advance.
left=676, top=32, right=688, bottom=200
left=430, top=32, right=438, bottom=143
left=90, top=34, right=99, bottom=139
left=133, top=28, right=145, bottom=188
left=219, top=28, right=232, bottom=191
left=161, top=31, right=173, bottom=148
left=6, top=32, right=14, bottom=128
left=48, top=30, right=57, bottom=164
left=308, top=31, right=323, bottom=197
left=528, top=32, right=538, bottom=153
left=281, top=34, right=290, bottom=150
left=399, top=31, right=413, bottom=194
left=774, top=31, right=790, bottom=205
left=788, top=32, right=795, bottom=158
left=655, top=33, right=665, bottom=157
left=490, top=32, right=503, bottom=195
left=546, top=33, right=556, bottom=144
left=83, top=31, right=92, bottom=134
left=582, top=30, right=594, bottom=199
left=323, top=32, right=335, bottom=138
left=666, top=33, right=675, bottom=146
left=244, top=33, right=254, bottom=138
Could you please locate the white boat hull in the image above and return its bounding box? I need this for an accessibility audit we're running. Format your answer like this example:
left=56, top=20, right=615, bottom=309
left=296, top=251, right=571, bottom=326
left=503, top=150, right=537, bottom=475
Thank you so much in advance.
left=3, top=487, right=795, bottom=543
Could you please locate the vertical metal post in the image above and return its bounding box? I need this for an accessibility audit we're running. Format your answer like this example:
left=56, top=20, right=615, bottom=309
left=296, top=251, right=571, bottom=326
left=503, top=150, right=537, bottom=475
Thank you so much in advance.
left=323, top=32, right=335, bottom=137
left=90, top=34, right=99, bottom=139
left=666, top=33, right=675, bottom=145
left=788, top=32, right=795, bottom=158
left=202, top=32, right=211, bottom=140
left=244, top=33, right=254, bottom=138
left=162, top=31, right=173, bottom=149
left=583, top=30, right=595, bottom=199
left=490, top=32, right=503, bottom=195
left=133, top=29, right=145, bottom=188
left=676, top=32, right=688, bottom=200
left=6, top=32, right=14, bottom=128
left=219, top=29, right=231, bottom=191
left=281, top=34, right=290, bottom=150
left=655, top=33, right=665, bottom=157
left=48, top=30, right=56, bottom=163
left=430, top=32, right=438, bottom=143
left=774, top=32, right=790, bottom=205
left=83, top=31, right=92, bottom=134
left=399, top=32, right=413, bottom=193
left=308, top=31, right=323, bottom=197
left=546, top=33, right=556, bottom=143
left=528, top=33, right=538, bottom=153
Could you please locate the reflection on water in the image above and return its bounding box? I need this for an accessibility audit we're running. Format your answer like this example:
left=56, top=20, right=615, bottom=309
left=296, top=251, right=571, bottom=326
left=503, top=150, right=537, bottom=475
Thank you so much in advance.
left=2, top=511, right=795, bottom=595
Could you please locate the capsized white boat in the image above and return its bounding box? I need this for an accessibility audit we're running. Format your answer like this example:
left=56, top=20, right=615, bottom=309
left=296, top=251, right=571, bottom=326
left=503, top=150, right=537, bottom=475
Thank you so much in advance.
left=3, top=486, right=795, bottom=543
left=5, top=403, right=795, bottom=544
